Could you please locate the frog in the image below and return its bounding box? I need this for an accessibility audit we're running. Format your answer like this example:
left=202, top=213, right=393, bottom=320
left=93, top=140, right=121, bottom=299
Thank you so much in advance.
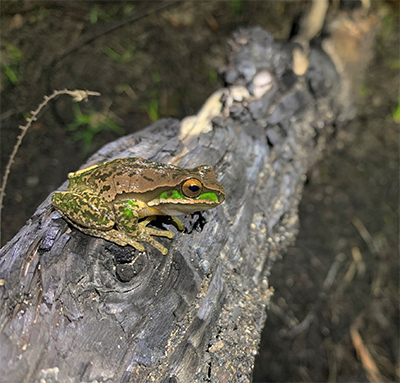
left=52, top=157, right=225, bottom=255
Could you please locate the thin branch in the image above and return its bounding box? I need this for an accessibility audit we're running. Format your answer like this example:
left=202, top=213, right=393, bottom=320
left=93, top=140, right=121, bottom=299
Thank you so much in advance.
left=351, top=216, right=380, bottom=258
left=49, top=1, right=180, bottom=68
left=0, top=89, right=101, bottom=221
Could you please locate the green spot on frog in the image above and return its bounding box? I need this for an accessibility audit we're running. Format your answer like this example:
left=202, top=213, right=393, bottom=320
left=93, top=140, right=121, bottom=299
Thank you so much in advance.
left=197, top=192, right=218, bottom=202
left=122, top=209, right=135, bottom=220
left=157, top=190, right=184, bottom=200
left=126, top=200, right=138, bottom=208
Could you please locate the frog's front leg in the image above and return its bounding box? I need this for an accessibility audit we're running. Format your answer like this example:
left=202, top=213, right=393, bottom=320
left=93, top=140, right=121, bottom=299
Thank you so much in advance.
left=114, top=200, right=174, bottom=255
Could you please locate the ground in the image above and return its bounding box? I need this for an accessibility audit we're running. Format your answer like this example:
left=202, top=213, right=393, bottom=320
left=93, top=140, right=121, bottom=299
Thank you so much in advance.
left=1, top=1, right=398, bottom=382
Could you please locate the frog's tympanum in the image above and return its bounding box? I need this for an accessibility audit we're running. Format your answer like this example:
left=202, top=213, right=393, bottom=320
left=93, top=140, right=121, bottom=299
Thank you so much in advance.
left=52, top=157, right=225, bottom=255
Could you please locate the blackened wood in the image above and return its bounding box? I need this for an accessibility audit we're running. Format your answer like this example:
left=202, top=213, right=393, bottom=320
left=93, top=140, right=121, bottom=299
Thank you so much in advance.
left=0, top=26, right=351, bottom=382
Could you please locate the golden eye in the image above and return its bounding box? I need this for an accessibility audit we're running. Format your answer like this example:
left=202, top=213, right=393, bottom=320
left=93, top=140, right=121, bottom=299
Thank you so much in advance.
left=181, top=178, right=203, bottom=198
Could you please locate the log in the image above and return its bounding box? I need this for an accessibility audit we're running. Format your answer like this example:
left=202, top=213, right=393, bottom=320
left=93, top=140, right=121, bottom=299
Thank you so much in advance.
left=0, top=26, right=351, bottom=382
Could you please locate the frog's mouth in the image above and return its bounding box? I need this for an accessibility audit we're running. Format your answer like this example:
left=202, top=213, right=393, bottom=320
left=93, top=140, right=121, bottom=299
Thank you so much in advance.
left=147, top=199, right=220, bottom=215
left=147, top=188, right=224, bottom=215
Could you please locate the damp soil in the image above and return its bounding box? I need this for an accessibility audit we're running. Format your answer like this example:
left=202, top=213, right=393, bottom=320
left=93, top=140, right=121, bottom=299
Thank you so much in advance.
left=1, top=1, right=398, bottom=382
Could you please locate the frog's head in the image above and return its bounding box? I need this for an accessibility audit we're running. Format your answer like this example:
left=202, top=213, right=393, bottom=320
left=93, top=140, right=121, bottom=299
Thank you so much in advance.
left=147, top=165, right=225, bottom=216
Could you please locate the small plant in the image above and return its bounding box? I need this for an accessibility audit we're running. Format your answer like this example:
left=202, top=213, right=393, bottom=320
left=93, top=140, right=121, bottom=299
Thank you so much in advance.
left=68, top=104, right=124, bottom=154
left=146, top=99, right=159, bottom=122
left=380, top=14, right=393, bottom=38
left=143, top=69, right=161, bottom=122
left=228, top=0, right=244, bottom=15
left=358, top=86, right=369, bottom=98
left=89, top=4, right=131, bottom=24
left=1, top=43, right=22, bottom=85
left=209, top=68, right=218, bottom=85
left=388, top=59, right=400, bottom=71
left=103, top=45, right=135, bottom=63
left=393, top=96, right=400, bottom=124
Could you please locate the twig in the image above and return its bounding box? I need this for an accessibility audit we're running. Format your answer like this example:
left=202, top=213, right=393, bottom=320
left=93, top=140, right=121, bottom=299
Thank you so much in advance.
left=0, top=89, right=101, bottom=219
left=287, top=253, right=346, bottom=338
left=351, top=216, right=380, bottom=257
left=350, top=314, right=386, bottom=383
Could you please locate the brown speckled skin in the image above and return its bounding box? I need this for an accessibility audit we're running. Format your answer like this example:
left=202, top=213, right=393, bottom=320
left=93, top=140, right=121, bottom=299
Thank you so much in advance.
left=69, top=157, right=225, bottom=203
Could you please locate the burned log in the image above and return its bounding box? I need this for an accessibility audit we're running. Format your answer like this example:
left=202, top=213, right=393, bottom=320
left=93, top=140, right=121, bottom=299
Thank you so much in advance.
left=1, top=25, right=353, bottom=382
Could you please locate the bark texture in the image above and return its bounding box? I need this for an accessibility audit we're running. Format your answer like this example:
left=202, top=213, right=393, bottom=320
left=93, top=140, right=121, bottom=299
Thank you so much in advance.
left=1, top=26, right=351, bottom=382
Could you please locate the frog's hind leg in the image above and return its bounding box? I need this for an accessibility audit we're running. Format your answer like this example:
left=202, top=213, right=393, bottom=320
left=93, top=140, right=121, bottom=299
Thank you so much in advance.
left=52, top=191, right=115, bottom=230
left=138, top=216, right=175, bottom=238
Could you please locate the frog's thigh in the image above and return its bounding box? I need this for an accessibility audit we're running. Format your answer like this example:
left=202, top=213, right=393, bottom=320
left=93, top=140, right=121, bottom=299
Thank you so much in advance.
left=52, top=191, right=115, bottom=230
left=113, top=200, right=141, bottom=233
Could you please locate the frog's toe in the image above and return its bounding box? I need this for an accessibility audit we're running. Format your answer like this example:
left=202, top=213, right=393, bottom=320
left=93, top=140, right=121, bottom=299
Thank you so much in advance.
left=129, top=240, right=145, bottom=253
left=171, top=216, right=184, bottom=231
left=143, top=227, right=174, bottom=239
left=147, top=238, right=169, bottom=255
left=160, top=230, right=174, bottom=239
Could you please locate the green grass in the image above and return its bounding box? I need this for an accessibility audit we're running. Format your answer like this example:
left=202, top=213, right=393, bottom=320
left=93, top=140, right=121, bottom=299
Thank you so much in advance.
left=68, top=104, right=124, bottom=154
left=392, top=96, right=400, bottom=124
left=103, top=44, right=136, bottom=63
left=1, top=43, right=22, bottom=84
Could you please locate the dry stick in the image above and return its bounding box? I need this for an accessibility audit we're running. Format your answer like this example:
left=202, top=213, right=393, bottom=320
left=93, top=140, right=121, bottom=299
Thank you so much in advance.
left=351, top=216, right=380, bottom=257
left=287, top=253, right=347, bottom=338
left=350, top=315, right=385, bottom=383
left=0, top=89, right=101, bottom=221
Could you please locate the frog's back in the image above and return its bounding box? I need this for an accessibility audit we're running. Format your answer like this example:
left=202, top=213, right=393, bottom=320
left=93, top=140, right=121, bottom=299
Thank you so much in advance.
left=68, top=157, right=191, bottom=202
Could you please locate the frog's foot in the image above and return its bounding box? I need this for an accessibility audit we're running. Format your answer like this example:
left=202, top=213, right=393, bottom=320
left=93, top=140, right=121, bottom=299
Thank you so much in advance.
left=138, top=218, right=174, bottom=238
left=83, top=228, right=146, bottom=253
left=139, top=234, right=170, bottom=255
left=139, top=216, right=156, bottom=227
left=136, top=224, right=173, bottom=255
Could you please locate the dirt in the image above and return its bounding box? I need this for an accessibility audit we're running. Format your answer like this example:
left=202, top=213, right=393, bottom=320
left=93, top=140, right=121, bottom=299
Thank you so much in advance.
left=253, top=5, right=399, bottom=381
left=1, top=1, right=398, bottom=382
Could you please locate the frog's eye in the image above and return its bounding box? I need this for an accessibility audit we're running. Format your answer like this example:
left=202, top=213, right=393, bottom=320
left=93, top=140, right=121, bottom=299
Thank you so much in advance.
left=181, top=178, right=203, bottom=198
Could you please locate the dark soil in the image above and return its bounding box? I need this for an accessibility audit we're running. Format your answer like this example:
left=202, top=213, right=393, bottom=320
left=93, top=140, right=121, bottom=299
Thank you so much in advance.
left=1, top=1, right=398, bottom=382
left=253, top=6, right=399, bottom=380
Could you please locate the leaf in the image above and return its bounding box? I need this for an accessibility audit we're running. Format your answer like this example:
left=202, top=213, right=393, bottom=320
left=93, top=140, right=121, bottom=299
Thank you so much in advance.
left=6, top=43, right=22, bottom=62
left=90, top=6, right=99, bottom=24
left=393, top=96, right=400, bottom=124
left=2, top=64, right=19, bottom=84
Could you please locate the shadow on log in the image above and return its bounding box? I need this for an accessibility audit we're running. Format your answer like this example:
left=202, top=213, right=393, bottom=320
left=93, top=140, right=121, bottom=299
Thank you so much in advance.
left=1, top=25, right=357, bottom=382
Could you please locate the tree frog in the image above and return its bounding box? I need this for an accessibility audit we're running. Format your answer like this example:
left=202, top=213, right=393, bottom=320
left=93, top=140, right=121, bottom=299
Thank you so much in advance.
left=52, top=157, right=225, bottom=255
